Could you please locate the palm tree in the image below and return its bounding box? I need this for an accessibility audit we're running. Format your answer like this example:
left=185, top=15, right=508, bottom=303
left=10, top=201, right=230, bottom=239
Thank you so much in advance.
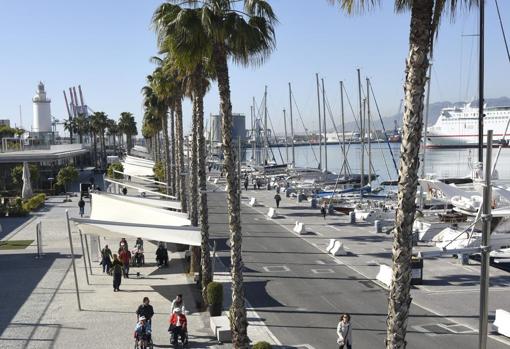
left=331, top=1, right=477, bottom=347
left=90, top=111, right=109, bottom=169
left=118, top=112, right=138, bottom=155
left=153, top=2, right=215, bottom=309
left=74, top=113, right=89, bottom=144
left=154, top=1, right=276, bottom=346
left=106, top=119, right=119, bottom=156
left=63, top=118, right=77, bottom=144
left=142, top=70, right=172, bottom=195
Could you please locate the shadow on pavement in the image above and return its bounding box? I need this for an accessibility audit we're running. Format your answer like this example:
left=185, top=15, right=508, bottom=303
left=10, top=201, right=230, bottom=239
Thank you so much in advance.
left=0, top=252, right=70, bottom=342
left=0, top=216, right=33, bottom=240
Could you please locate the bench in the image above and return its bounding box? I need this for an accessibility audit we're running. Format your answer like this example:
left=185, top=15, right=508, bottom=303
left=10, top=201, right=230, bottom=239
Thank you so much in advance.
left=494, top=309, right=510, bottom=338
left=210, top=315, right=231, bottom=342
left=293, top=221, right=306, bottom=235
left=376, top=264, right=392, bottom=289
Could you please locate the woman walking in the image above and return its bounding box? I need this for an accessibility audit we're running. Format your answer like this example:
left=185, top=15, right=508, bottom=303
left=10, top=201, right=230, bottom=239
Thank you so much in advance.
left=111, top=254, right=123, bottom=292
left=337, top=313, right=352, bottom=349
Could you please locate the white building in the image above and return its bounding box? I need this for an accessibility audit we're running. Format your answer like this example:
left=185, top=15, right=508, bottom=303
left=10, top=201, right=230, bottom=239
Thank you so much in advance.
left=32, top=82, right=52, bottom=132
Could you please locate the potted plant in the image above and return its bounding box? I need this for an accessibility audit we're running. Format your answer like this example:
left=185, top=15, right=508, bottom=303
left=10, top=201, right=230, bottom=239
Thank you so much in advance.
left=207, top=282, right=223, bottom=316
left=252, top=341, right=272, bottom=349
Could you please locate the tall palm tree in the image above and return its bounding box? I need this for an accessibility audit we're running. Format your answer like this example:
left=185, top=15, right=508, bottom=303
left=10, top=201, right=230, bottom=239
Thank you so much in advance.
left=143, top=71, right=173, bottom=195
left=63, top=118, right=77, bottom=144
left=331, top=1, right=477, bottom=347
left=118, top=112, right=138, bottom=155
left=153, top=1, right=215, bottom=311
left=106, top=119, right=119, bottom=156
left=154, top=1, right=276, bottom=346
left=90, top=111, right=109, bottom=170
left=74, top=113, right=90, bottom=144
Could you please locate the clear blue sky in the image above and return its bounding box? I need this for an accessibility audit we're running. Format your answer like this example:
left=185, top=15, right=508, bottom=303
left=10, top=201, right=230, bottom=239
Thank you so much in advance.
left=0, top=0, right=509, bottom=135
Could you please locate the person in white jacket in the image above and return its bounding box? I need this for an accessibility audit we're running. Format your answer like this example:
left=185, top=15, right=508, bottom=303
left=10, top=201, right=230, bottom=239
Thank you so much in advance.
left=337, top=313, right=353, bottom=349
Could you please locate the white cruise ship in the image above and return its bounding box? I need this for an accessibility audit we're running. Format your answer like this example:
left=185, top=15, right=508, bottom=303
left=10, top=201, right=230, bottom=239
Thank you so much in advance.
left=426, top=103, right=510, bottom=148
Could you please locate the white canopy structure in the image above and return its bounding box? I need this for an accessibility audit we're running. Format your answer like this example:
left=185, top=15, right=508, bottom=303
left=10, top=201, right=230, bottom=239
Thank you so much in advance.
left=102, top=192, right=183, bottom=213
left=70, top=192, right=200, bottom=246
left=121, top=155, right=156, bottom=177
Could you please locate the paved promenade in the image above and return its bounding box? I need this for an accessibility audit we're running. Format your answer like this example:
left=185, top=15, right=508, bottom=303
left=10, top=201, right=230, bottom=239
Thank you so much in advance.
left=2, top=177, right=510, bottom=348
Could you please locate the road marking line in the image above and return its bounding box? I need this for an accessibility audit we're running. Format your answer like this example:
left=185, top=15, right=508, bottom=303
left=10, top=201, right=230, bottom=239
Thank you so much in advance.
left=311, top=268, right=334, bottom=274
left=316, top=260, right=326, bottom=265
left=262, top=265, right=290, bottom=272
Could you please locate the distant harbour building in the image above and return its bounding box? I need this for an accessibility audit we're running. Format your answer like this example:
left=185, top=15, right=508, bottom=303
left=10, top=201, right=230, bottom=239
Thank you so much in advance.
left=0, top=119, right=10, bottom=127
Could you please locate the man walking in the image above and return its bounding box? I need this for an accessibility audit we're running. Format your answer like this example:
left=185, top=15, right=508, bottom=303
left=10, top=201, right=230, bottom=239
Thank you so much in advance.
left=78, top=196, right=85, bottom=217
left=101, top=244, right=113, bottom=273
left=274, top=193, right=282, bottom=209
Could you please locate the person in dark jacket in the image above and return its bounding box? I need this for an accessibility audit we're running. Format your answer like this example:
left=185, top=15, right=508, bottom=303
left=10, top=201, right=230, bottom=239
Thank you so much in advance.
left=78, top=197, right=85, bottom=217
left=101, top=245, right=113, bottom=273
left=274, top=193, right=282, bottom=208
left=156, top=242, right=169, bottom=267
left=136, top=297, right=155, bottom=323
left=111, top=254, right=123, bottom=292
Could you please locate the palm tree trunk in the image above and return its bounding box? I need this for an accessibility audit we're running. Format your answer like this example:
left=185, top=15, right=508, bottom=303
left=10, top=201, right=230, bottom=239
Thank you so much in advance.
left=175, top=99, right=187, bottom=213
left=190, top=93, right=199, bottom=227
left=92, top=132, right=98, bottom=168
left=386, top=1, right=433, bottom=348
left=197, top=82, right=212, bottom=306
left=113, top=134, right=117, bottom=156
left=162, top=112, right=172, bottom=196
left=214, top=45, right=248, bottom=348
left=189, top=88, right=200, bottom=276
left=79, top=132, right=83, bottom=144
left=170, top=109, right=177, bottom=196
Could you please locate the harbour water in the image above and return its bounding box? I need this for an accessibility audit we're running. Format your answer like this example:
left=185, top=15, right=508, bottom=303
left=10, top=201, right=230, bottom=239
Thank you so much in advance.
left=247, top=143, right=510, bottom=183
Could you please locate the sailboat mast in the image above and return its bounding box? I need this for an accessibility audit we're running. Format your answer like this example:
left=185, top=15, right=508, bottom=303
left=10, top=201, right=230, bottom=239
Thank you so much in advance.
left=283, top=108, right=289, bottom=164
left=478, top=0, right=485, bottom=165
left=366, top=77, right=372, bottom=186
left=264, top=85, right=268, bottom=165
left=288, top=82, right=295, bottom=167
left=358, top=69, right=365, bottom=190
left=322, top=78, right=328, bottom=172
left=340, top=81, right=347, bottom=177
left=316, top=73, right=322, bottom=170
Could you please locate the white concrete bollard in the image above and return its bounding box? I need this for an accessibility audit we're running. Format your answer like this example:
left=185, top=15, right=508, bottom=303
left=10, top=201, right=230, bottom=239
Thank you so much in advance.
left=376, top=264, right=393, bottom=289
left=267, top=207, right=277, bottom=219
left=207, top=176, right=211, bottom=181
left=213, top=178, right=219, bottom=184
left=494, top=309, right=510, bottom=338
left=326, top=239, right=336, bottom=253
left=293, top=221, right=306, bottom=235
left=249, top=197, right=257, bottom=207
left=330, top=240, right=347, bottom=256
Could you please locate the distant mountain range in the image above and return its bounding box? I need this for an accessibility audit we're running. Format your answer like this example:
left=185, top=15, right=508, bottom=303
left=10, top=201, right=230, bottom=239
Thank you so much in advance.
left=342, top=96, right=510, bottom=131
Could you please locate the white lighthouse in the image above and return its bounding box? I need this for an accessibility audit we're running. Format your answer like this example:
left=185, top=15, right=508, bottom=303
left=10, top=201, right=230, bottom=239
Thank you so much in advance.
left=32, top=82, right=52, bottom=132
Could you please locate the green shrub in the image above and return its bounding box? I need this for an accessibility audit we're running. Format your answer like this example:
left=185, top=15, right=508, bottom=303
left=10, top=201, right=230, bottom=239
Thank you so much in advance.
left=107, top=163, right=124, bottom=179
left=22, top=193, right=46, bottom=212
left=252, top=341, right=272, bottom=349
left=6, top=197, right=28, bottom=217
left=206, top=282, right=223, bottom=305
